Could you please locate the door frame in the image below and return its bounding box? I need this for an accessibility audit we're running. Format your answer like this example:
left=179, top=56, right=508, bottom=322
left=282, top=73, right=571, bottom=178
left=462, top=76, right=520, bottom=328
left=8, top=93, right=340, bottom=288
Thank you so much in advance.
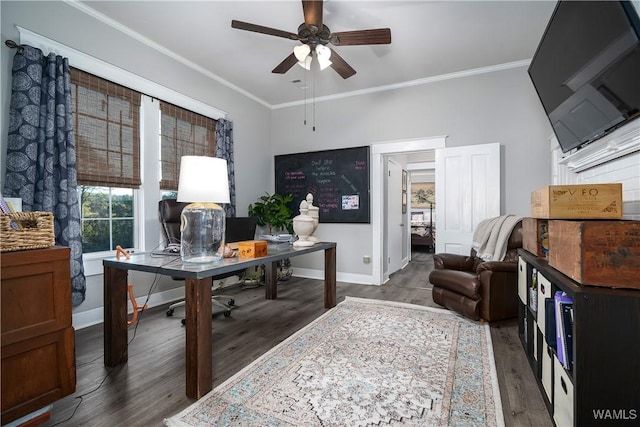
left=386, top=158, right=403, bottom=276
left=371, top=136, right=447, bottom=285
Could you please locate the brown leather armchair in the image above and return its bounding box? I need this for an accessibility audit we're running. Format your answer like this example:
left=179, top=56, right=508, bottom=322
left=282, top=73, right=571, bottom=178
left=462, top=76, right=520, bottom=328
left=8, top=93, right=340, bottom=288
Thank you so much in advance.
left=428, top=221, right=523, bottom=322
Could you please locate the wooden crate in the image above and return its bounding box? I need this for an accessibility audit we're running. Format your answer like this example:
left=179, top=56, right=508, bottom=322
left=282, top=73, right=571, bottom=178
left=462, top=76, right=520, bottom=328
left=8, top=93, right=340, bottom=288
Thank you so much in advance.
left=548, top=220, right=640, bottom=289
left=522, top=217, right=549, bottom=258
left=531, top=184, right=622, bottom=219
left=238, top=240, right=268, bottom=258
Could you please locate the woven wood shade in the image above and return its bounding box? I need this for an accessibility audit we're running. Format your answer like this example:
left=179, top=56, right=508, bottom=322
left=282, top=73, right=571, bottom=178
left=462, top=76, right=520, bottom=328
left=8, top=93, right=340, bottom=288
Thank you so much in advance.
left=70, top=68, right=142, bottom=188
left=160, top=102, right=216, bottom=191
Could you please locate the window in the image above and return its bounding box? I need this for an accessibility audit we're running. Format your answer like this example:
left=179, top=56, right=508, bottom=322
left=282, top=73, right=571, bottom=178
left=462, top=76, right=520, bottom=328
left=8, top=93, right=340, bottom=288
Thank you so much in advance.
left=160, top=102, right=216, bottom=191
left=71, top=68, right=142, bottom=253
left=78, top=186, right=134, bottom=252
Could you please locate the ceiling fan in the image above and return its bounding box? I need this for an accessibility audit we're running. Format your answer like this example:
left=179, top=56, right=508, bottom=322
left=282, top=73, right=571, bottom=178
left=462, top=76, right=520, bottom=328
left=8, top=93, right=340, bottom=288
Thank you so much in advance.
left=231, top=0, right=391, bottom=79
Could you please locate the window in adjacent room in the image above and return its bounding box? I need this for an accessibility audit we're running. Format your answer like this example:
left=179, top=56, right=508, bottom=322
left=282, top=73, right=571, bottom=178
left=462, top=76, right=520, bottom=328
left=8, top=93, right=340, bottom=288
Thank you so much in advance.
left=70, top=68, right=142, bottom=254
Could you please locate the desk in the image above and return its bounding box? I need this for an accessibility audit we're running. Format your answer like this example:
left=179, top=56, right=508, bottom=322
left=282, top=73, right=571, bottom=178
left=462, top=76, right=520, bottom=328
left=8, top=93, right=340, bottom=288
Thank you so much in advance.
left=103, top=242, right=336, bottom=399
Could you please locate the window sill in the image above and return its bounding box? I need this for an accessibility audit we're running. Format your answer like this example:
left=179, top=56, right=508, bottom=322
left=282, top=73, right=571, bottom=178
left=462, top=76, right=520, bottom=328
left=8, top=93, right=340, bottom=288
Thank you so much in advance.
left=82, top=249, right=138, bottom=277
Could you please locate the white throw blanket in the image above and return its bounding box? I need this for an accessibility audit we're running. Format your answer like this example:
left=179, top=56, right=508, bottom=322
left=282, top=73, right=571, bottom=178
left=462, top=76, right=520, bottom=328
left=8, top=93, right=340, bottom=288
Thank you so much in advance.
left=472, top=215, right=523, bottom=261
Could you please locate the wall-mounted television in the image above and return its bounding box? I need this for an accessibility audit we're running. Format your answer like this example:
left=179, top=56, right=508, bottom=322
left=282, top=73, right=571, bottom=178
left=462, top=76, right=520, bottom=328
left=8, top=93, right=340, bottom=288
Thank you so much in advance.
left=528, top=1, right=640, bottom=153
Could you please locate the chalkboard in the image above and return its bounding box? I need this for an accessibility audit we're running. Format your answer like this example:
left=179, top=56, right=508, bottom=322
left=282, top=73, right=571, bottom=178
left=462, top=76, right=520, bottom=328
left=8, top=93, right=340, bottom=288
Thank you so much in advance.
left=275, top=146, right=370, bottom=223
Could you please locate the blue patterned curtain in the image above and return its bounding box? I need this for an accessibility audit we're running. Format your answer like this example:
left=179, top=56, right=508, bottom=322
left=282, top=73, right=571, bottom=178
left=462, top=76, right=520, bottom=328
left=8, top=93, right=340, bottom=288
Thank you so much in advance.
left=4, top=45, right=86, bottom=306
left=215, top=118, right=236, bottom=217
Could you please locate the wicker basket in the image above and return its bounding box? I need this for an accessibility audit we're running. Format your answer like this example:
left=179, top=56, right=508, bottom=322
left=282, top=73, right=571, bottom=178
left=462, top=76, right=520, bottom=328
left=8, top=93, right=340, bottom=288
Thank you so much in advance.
left=0, top=212, right=55, bottom=252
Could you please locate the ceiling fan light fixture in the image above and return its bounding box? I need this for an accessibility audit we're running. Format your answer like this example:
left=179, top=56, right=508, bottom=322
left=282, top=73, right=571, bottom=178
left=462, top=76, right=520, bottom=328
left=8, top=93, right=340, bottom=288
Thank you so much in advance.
left=298, top=55, right=312, bottom=70
left=232, top=1, right=391, bottom=79
left=317, top=56, right=332, bottom=70
left=316, top=45, right=332, bottom=70
left=294, top=44, right=311, bottom=62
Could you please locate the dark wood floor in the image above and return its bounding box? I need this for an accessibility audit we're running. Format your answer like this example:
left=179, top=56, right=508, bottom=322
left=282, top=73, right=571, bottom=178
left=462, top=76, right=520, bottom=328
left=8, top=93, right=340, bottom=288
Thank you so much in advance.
left=45, top=251, right=552, bottom=426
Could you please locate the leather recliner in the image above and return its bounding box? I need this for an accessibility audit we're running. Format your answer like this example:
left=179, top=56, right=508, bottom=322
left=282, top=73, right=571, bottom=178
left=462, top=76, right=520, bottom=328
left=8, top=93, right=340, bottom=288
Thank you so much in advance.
left=428, top=221, right=523, bottom=322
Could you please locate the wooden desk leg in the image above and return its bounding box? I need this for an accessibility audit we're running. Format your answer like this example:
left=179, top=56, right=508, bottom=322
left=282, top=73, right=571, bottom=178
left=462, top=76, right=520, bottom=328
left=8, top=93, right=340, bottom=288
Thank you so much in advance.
left=264, top=261, right=277, bottom=300
left=104, top=266, right=129, bottom=366
left=184, top=277, right=213, bottom=399
left=324, top=246, right=337, bottom=308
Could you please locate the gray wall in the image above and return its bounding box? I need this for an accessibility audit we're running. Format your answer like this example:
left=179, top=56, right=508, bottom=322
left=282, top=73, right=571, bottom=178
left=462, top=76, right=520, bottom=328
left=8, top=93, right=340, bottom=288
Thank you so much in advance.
left=271, top=66, right=552, bottom=273
left=1, top=1, right=553, bottom=324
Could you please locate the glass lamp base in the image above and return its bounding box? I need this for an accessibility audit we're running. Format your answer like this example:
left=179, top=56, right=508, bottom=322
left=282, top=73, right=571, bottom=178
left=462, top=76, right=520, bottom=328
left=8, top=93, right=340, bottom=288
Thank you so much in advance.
left=180, top=202, right=226, bottom=263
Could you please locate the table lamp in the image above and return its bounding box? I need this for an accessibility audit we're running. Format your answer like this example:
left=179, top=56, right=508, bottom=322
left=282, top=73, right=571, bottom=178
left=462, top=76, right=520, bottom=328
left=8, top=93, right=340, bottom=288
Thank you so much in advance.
left=177, top=156, right=230, bottom=263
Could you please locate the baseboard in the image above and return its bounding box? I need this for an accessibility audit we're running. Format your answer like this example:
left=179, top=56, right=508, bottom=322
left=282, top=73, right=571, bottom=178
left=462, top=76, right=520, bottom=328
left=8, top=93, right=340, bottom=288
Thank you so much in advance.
left=292, top=268, right=375, bottom=286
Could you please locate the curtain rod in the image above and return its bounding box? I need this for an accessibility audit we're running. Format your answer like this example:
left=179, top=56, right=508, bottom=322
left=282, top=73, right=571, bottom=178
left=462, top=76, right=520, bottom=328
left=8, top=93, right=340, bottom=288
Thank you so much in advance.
left=5, top=40, right=24, bottom=52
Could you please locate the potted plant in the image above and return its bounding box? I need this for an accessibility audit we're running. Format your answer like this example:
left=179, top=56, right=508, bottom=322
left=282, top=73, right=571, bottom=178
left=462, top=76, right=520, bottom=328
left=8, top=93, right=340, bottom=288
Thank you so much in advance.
left=248, top=192, right=295, bottom=236
left=248, top=192, right=295, bottom=283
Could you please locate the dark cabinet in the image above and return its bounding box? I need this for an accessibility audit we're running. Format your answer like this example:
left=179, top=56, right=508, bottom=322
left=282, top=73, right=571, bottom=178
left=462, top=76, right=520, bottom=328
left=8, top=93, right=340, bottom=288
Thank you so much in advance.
left=518, top=249, right=640, bottom=426
left=1, top=247, right=76, bottom=424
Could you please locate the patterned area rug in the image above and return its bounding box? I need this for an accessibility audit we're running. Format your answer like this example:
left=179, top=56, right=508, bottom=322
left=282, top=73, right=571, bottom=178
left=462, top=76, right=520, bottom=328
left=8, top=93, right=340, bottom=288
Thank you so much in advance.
left=165, top=297, right=504, bottom=427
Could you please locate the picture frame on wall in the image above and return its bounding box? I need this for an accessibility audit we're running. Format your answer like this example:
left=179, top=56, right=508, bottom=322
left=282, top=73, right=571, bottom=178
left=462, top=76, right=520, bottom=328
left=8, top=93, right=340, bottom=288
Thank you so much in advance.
left=402, top=170, right=407, bottom=192
left=402, top=191, right=407, bottom=214
left=411, top=182, right=435, bottom=208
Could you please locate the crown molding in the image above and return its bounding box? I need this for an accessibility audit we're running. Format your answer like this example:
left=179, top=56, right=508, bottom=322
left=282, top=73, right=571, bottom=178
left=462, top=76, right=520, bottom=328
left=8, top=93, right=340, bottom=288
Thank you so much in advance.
left=272, top=59, right=531, bottom=109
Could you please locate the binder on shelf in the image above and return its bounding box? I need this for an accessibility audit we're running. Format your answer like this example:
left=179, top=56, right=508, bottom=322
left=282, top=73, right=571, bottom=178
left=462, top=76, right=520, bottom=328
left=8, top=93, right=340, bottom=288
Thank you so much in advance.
left=561, top=303, right=574, bottom=371
left=530, top=268, right=538, bottom=314
left=554, top=291, right=573, bottom=368
left=545, top=298, right=557, bottom=350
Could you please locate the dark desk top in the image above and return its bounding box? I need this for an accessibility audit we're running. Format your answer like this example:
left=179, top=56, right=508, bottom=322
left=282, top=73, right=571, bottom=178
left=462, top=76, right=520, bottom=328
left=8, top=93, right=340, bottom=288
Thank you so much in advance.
left=103, top=242, right=336, bottom=280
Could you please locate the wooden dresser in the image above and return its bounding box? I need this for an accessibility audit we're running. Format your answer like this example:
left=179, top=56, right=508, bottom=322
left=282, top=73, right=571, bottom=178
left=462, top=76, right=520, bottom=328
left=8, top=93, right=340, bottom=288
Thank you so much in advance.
left=1, top=247, right=76, bottom=424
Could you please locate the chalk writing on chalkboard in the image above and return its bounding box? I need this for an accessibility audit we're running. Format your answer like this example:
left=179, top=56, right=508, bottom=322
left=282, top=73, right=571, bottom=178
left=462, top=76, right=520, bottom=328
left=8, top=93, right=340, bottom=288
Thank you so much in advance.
left=275, top=146, right=370, bottom=223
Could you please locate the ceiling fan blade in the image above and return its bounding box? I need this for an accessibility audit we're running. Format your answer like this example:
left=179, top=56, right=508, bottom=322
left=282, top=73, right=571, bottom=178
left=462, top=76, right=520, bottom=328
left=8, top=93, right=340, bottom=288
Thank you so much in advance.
left=302, top=0, right=323, bottom=33
left=272, top=53, right=299, bottom=74
left=331, top=28, right=392, bottom=46
left=232, top=20, right=299, bottom=40
left=328, top=48, right=356, bottom=79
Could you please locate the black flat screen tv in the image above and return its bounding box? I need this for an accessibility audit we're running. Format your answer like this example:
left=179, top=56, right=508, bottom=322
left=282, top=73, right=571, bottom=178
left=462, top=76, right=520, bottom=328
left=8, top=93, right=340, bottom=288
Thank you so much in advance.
left=528, top=1, right=640, bottom=153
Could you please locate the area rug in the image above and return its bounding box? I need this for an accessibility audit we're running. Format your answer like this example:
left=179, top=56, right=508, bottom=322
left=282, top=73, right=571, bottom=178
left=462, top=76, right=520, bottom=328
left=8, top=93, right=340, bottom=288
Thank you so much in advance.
left=165, top=297, right=504, bottom=427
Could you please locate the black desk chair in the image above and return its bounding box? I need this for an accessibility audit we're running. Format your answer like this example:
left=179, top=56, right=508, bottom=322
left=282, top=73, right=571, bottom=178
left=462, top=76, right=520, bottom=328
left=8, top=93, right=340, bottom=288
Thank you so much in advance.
left=158, top=199, right=257, bottom=319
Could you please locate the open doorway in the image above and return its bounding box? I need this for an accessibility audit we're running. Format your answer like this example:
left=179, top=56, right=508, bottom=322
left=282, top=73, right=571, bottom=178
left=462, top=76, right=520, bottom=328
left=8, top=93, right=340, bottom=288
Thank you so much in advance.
left=407, top=163, right=435, bottom=262
left=370, top=136, right=446, bottom=285
left=371, top=139, right=502, bottom=285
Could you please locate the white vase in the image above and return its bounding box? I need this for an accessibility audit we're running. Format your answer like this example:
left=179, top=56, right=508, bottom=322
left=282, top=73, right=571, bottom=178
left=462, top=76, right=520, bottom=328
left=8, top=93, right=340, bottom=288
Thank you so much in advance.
left=292, top=214, right=316, bottom=247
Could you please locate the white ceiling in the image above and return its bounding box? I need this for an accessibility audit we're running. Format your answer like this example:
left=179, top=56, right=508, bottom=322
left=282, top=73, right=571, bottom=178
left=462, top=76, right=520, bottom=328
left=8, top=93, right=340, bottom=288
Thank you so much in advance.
left=76, top=0, right=557, bottom=108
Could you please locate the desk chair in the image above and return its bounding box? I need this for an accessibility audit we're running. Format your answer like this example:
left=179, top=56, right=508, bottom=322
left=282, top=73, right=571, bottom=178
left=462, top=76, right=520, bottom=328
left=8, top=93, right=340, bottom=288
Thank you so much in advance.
left=158, top=199, right=257, bottom=319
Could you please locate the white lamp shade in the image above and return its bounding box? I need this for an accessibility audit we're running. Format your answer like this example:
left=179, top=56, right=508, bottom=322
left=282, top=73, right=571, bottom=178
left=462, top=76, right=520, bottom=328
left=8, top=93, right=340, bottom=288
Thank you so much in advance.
left=177, top=156, right=230, bottom=203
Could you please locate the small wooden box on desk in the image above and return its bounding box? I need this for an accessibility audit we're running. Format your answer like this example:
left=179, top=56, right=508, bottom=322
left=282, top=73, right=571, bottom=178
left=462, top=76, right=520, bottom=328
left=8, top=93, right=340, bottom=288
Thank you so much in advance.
left=517, top=249, right=640, bottom=427
left=237, top=240, right=268, bottom=258
left=1, top=246, right=76, bottom=425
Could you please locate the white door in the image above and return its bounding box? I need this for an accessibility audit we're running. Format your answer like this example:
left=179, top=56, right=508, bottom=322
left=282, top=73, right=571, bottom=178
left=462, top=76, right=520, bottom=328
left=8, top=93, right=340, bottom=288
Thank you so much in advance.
left=386, top=159, right=403, bottom=275
left=435, top=143, right=501, bottom=255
